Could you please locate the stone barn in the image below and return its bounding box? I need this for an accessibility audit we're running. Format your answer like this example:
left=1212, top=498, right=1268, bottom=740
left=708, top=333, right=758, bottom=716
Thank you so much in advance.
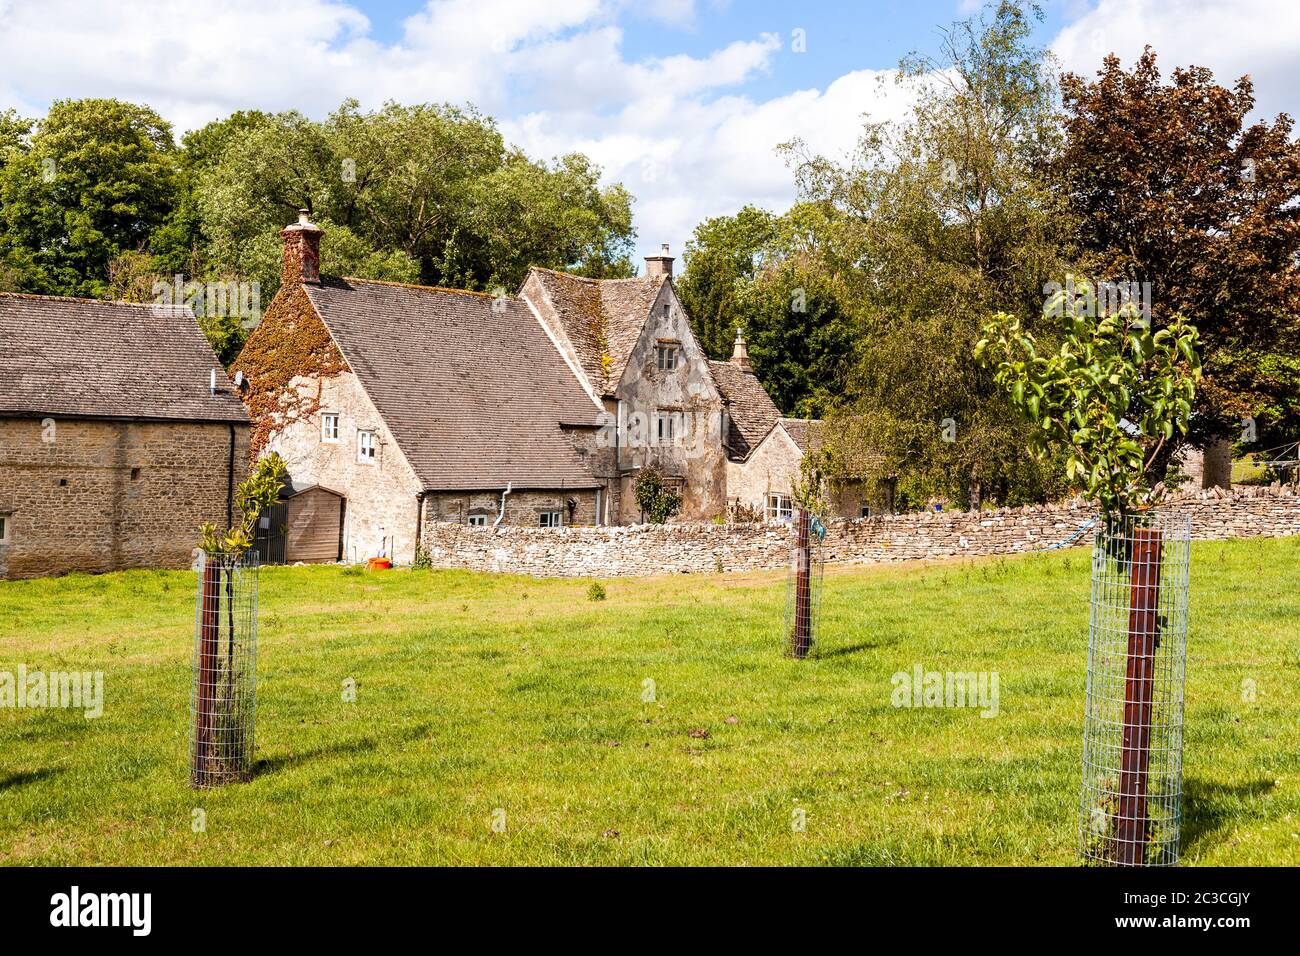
left=0, top=293, right=250, bottom=580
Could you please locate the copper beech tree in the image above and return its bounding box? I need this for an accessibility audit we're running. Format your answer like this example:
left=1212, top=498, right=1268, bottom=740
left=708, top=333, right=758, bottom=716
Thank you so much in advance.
left=1057, top=48, right=1300, bottom=467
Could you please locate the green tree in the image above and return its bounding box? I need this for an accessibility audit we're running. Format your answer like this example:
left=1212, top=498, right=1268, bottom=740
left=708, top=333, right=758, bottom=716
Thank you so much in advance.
left=197, top=99, right=635, bottom=297
left=782, top=0, right=1072, bottom=508
left=0, top=98, right=178, bottom=296
left=977, top=280, right=1202, bottom=515
left=633, top=467, right=682, bottom=524
left=150, top=111, right=272, bottom=279
left=678, top=204, right=780, bottom=358
left=677, top=203, right=855, bottom=417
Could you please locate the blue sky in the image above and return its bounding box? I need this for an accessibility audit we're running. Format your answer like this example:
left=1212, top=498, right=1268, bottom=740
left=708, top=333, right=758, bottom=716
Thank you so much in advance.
left=1, top=1, right=1296, bottom=266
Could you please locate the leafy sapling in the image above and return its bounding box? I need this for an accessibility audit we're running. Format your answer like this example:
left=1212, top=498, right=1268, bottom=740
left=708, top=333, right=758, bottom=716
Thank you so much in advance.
left=199, top=453, right=289, bottom=555
left=974, top=278, right=1201, bottom=516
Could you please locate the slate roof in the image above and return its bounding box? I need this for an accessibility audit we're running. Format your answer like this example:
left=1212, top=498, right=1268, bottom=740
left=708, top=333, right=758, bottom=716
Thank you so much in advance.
left=708, top=359, right=782, bottom=460
left=777, top=417, right=821, bottom=453
left=304, top=278, right=603, bottom=492
left=0, top=292, right=248, bottom=423
left=526, top=268, right=665, bottom=393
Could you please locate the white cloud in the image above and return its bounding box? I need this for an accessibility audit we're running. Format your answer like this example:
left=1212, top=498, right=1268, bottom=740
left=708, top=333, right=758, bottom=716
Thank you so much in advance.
left=0, top=0, right=919, bottom=265
left=2, top=0, right=1298, bottom=270
left=1053, top=0, right=1300, bottom=123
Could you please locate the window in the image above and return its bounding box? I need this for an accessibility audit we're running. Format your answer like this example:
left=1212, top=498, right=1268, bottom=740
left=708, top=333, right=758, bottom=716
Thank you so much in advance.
left=655, top=343, right=679, bottom=371
left=321, top=412, right=340, bottom=443
left=539, top=511, right=562, bottom=528
left=467, top=514, right=488, bottom=527
left=766, top=494, right=793, bottom=523
left=357, top=430, right=377, bottom=464
left=861, top=505, right=873, bottom=518
left=0, top=515, right=7, bottom=543
left=656, top=411, right=677, bottom=445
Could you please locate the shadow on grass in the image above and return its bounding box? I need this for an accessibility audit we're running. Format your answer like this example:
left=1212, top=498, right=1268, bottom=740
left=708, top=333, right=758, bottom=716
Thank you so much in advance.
left=815, top=640, right=886, bottom=660
left=253, top=722, right=433, bottom=776
left=0, top=767, right=64, bottom=791
left=1181, top=776, right=1276, bottom=856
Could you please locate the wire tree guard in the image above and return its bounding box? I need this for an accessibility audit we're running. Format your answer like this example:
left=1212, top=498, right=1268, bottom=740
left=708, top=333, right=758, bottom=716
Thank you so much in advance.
left=190, top=550, right=259, bottom=788
left=1079, top=511, right=1191, bottom=866
left=783, top=509, right=826, bottom=659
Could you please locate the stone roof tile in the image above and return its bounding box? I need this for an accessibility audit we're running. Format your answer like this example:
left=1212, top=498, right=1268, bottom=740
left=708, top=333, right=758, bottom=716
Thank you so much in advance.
left=304, top=278, right=603, bottom=491
left=0, top=292, right=248, bottom=423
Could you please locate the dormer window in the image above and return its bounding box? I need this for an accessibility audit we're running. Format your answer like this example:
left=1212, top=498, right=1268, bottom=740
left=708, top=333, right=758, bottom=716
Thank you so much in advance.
left=357, top=430, right=377, bottom=464
left=655, top=343, right=680, bottom=371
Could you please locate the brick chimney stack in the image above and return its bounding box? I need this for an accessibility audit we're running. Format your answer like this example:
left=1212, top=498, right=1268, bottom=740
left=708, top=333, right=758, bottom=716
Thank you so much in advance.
left=281, top=209, right=323, bottom=287
left=730, top=326, right=752, bottom=372
left=644, top=243, right=674, bottom=279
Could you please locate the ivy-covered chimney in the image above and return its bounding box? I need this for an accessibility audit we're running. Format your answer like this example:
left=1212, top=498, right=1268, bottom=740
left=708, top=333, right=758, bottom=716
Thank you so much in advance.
left=281, top=209, right=323, bottom=287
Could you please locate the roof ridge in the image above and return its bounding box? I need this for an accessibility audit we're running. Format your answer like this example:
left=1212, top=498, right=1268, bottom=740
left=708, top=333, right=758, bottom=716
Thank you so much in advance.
left=338, top=277, right=497, bottom=299
left=0, top=291, right=191, bottom=311
left=530, top=266, right=664, bottom=286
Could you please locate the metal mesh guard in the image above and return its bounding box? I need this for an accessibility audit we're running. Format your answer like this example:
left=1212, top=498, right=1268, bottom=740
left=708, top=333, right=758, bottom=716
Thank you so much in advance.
left=1079, top=511, right=1191, bottom=866
left=783, top=509, right=825, bottom=659
left=190, top=550, right=259, bottom=788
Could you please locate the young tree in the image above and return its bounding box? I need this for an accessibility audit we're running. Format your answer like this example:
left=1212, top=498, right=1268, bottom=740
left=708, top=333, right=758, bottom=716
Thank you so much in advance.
left=1057, top=48, right=1300, bottom=474
left=976, top=281, right=1202, bottom=515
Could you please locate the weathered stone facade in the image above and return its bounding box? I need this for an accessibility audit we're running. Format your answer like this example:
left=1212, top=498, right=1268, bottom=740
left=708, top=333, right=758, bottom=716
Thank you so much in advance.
left=727, top=423, right=801, bottom=518
left=0, top=417, right=249, bottom=579
left=264, top=372, right=423, bottom=563
left=611, top=281, right=728, bottom=523
left=423, top=489, right=601, bottom=529
left=417, top=487, right=1300, bottom=577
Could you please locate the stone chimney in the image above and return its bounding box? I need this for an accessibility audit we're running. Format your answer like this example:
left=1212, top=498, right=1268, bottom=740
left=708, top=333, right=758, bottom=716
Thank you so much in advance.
left=281, top=209, right=323, bottom=287
left=644, top=242, right=674, bottom=279
left=730, top=326, right=752, bottom=372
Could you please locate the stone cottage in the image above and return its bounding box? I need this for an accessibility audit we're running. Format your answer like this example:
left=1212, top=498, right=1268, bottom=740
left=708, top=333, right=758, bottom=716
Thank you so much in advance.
left=234, top=214, right=852, bottom=564
left=0, top=293, right=250, bottom=579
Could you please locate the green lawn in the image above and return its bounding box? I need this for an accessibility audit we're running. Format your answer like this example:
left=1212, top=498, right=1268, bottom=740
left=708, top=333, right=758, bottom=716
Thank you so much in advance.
left=2, top=537, right=1298, bottom=866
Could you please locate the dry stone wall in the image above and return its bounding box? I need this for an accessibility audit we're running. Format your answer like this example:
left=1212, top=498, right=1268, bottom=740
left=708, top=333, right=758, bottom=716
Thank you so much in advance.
left=420, top=487, right=1300, bottom=577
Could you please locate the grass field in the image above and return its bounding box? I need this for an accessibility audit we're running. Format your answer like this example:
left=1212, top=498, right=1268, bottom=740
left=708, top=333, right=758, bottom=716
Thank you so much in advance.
left=2, top=537, right=1298, bottom=866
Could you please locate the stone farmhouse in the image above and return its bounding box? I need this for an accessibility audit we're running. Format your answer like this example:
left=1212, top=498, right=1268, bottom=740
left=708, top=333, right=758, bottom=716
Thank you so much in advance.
left=235, top=214, right=861, bottom=564
left=0, top=293, right=250, bottom=580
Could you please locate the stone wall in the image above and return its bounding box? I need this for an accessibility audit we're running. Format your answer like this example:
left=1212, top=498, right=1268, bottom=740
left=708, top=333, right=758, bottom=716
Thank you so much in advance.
left=417, top=487, right=1300, bottom=577
left=0, top=416, right=249, bottom=579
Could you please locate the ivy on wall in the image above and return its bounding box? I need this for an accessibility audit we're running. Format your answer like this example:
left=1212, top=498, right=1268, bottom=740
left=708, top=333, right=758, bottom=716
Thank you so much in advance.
left=232, top=277, right=347, bottom=460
